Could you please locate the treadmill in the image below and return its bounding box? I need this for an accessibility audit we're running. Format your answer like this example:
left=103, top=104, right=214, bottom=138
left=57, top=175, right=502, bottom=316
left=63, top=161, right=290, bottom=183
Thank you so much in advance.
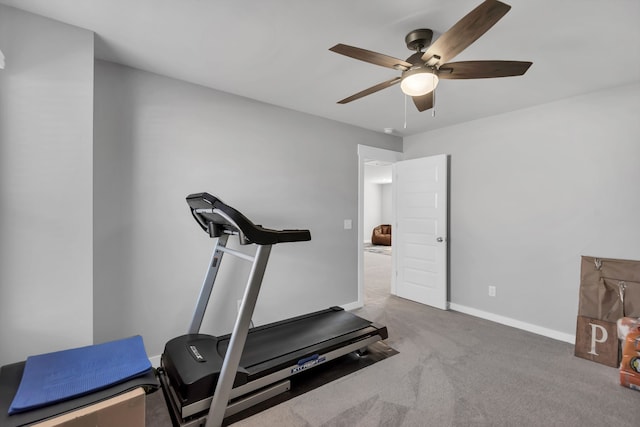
left=159, top=193, right=388, bottom=427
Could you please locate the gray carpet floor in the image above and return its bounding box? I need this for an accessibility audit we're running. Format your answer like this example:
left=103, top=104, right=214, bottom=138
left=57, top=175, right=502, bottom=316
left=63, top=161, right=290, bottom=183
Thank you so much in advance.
left=147, top=251, right=640, bottom=426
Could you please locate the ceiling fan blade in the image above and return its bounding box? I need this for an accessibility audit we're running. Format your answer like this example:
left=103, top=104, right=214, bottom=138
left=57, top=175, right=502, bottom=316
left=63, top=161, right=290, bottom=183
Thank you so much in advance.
left=330, top=44, right=412, bottom=71
left=421, top=0, right=511, bottom=66
left=412, top=91, right=434, bottom=112
left=337, top=77, right=402, bottom=104
left=438, top=60, right=532, bottom=79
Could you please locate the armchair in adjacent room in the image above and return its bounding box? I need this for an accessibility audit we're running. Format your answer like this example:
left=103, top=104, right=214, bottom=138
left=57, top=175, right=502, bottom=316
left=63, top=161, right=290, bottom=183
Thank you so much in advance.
left=371, top=224, right=392, bottom=246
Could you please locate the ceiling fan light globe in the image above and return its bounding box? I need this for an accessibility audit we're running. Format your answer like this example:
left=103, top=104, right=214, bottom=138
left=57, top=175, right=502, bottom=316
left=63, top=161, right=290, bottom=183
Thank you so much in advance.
left=400, top=71, right=439, bottom=97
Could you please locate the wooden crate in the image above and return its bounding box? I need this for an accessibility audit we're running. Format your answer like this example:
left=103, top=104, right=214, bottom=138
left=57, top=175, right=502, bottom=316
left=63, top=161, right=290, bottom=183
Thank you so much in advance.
left=33, top=388, right=145, bottom=427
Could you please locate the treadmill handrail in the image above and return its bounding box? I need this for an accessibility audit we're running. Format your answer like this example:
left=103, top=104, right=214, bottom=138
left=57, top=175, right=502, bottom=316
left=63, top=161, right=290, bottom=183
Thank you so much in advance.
left=187, top=192, right=311, bottom=245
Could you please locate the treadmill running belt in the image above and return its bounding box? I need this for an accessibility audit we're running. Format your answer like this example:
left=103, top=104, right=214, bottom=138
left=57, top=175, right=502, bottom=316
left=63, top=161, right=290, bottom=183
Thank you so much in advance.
left=220, top=309, right=372, bottom=368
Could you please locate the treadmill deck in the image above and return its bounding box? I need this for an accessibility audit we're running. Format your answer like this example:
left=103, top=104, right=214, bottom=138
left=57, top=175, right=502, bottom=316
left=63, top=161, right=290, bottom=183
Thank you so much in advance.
left=162, top=307, right=387, bottom=417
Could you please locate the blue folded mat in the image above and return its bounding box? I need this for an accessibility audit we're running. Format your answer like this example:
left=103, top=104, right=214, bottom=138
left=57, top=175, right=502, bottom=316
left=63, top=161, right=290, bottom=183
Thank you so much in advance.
left=8, top=335, right=151, bottom=415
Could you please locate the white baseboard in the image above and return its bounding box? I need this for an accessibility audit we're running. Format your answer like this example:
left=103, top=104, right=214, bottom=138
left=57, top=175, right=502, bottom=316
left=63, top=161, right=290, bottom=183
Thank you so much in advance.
left=449, top=303, right=576, bottom=344
left=341, top=301, right=363, bottom=312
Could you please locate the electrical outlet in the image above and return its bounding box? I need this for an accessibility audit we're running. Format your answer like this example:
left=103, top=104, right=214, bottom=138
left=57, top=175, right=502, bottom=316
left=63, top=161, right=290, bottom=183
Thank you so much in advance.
left=488, top=286, right=496, bottom=297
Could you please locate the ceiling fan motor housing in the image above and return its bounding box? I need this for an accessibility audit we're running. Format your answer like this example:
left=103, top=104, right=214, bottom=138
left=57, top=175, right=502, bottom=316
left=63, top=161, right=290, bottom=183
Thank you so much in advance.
left=405, top=29, right=434, bottom=51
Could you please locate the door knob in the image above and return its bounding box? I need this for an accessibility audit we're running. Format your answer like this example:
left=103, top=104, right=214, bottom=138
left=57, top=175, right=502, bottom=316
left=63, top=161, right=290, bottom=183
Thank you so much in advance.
left=437, top=237, right=444, bottom=242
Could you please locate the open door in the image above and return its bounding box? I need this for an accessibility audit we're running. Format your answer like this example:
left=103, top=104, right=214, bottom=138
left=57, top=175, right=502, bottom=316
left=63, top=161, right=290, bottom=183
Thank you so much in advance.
left=393, top=154, right=448, bottom=310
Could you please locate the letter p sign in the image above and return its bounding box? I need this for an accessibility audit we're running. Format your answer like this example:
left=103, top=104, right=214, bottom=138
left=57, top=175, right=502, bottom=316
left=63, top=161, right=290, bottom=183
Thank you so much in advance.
left=575, top=316, right=619, bottom=367
left=587, top=323, right=608, bottom=356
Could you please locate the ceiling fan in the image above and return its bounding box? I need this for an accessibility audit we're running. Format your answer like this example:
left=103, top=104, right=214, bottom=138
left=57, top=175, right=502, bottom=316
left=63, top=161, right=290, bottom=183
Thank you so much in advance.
left=329, top=0, right=532, bottom=112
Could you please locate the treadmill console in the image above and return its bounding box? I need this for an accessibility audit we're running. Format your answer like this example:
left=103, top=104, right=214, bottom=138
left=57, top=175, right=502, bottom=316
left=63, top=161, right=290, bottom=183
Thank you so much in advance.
left=186, top=192, right=311, bottom=245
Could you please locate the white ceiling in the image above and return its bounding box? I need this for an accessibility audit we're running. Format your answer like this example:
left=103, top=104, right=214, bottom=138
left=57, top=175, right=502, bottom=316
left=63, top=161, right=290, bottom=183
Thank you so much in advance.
left=1, top=0, right=639, bottom=136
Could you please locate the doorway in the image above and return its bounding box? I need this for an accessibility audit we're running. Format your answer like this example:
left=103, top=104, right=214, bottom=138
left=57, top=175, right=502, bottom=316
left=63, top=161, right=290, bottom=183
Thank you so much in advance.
left=363, top=161, right=394, bottom=305
left=357, top=145, right=402, bottom=308
left=357, top=145, right=449, bottom=311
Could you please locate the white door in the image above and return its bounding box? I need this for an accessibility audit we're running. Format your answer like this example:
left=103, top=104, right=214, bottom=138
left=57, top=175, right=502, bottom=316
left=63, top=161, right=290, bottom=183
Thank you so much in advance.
left=393, top=154, right=448, bottom=310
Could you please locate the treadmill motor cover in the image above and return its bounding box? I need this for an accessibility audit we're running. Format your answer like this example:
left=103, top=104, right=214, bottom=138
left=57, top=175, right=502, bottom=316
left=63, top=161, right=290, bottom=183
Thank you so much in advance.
left=162, top=334, right=249, bottom=405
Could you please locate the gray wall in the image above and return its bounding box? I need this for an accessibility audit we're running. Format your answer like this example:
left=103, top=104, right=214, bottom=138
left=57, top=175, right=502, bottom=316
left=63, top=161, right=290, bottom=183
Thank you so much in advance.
left=403, top=83, right=640, bottom=337
left=93, top=60, right=401, bottom=358
left=0, top=5, right=94, bottom=365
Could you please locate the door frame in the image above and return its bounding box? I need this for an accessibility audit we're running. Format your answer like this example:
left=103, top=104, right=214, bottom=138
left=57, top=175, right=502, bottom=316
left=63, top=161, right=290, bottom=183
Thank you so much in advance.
left=354, top=145, right=403, bottom=310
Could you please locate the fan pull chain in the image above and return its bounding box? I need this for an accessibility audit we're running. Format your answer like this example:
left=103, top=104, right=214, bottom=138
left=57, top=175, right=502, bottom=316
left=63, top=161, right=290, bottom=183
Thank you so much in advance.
left=404, top=94, right=408, bottom=128
left=432, top=90, right=436, bottom=118
left=432, top=73, right=436, bottom=118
